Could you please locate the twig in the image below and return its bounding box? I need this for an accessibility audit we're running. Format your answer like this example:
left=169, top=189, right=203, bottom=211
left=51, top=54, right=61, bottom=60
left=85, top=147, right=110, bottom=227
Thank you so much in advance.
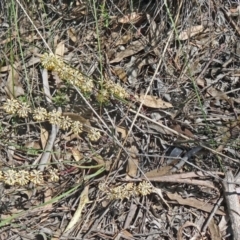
left=38, top=124, right=58, bottom=171
left=222, top=171, right=240, bottom=240
left=202, top=197, right=224, bottom=233
left=37, top=69, right=59, bottom=171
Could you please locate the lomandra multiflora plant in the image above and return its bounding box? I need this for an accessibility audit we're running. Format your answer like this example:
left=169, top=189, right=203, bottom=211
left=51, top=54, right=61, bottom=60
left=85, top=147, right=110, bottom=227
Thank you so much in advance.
left=0, top=168, right=59, bottom=186
left=98, top=181, right=153, bottom=200
left=2, top=54, right=130, bottom=186
left=3, top=99, right=101, bottom=141
left=41, top=53, right=129, bottom=102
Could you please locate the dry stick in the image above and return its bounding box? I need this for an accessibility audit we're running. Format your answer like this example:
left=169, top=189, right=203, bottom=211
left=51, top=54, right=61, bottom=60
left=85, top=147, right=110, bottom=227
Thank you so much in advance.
left=222, top=171, right=240, bottom=240
left=144, top=177, right=217, bottom=190
left=38, top=69, right=59, bottom=171
left=202, top=197, right=224, bottom=233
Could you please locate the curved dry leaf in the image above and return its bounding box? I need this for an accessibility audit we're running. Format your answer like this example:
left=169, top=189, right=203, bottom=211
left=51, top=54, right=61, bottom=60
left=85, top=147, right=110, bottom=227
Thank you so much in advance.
left=207, top=87, right=229, bottom=101
left=166, top=192, right=225, bottom=215
left=110, top=40, right=145, bottom=63
left=25, top=141, right=41, bottom=151
left=62, top=112, right=90, bottom=125
left=136, top=94, right=173, bottom=109
left=112, top=67, right=127, bottom=82
left=67, top=28, right=77, bottom=42
left=71, top=147, right=83, bottom=162
left=5, top=64, right=25, bottom=98
left=126, top=146, right=138, bottom=178
left=116, top=126, right=128, bottom=139
left=55, top=41, right=65, bottom=57
left=115, top=34, right=132, bottom=45
left=118, top=12, right=142, bottom=24
left=179, top=25, right=204, bottom=40
left=64, top=185, right=89, bottom=233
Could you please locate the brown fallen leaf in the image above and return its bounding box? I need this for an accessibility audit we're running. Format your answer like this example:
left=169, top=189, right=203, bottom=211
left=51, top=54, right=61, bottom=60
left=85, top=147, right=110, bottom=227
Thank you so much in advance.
left=55, top=41, right=65, bottom=57
left=112, top=67, right=127, bottom=82
left=110, top=40, right=145, bottom=63
left=208, top=219, right=222, bottom=240
left=5, top=64, right=25, bottom=98
left=196, top=78, right=205, bottom=88
left=0, top=65, right=12, bottom=72
left=40, top=127, right=49, bottom=149
left=67, top=28, right=77, bottom=42
left=207, top=87, right=229, bottom=102
left=166, top=192, right=225, bottom=215
left=126, top=146, right=138, bottom=178
left=117, top=229, right=134, bottom=240
left=116, top=126, right=128, bottom=139
left=171, top=124, right=195, bottom=138
left=64, top=185, right=89, bottom=233
left=145, top=166, right=172, bottom=178
left=25, top=141, right=41, bottom=152
left=118, top=12, right=143, bottom=24
left=115, top=34, right=132, bottom=46
left=62, top=112, right=90, bottom=126
left=71, top=147, right=83, bottom=162
left=135, top=94, right=173, bottom=109
left=179, top=25, right=204, bottom=40
left=147, top=14, right=163, bottom=46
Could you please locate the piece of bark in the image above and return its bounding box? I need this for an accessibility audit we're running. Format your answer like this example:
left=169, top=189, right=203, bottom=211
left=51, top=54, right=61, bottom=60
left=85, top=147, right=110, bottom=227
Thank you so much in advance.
left=222, top=171, right=240, bottom=240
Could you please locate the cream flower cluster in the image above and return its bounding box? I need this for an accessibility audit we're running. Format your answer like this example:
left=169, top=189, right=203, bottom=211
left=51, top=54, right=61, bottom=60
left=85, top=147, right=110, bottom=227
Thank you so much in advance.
left=98, top=181, right=153, bottom=200
left=0, top=168, right=59, bottom=186
left=104, top=80, right=129, bottom=99
left=41, top=53, right=94, bottom=94
left=3, top=99, right=101, bottom=141
left=41, top=53, right=129, bottom=102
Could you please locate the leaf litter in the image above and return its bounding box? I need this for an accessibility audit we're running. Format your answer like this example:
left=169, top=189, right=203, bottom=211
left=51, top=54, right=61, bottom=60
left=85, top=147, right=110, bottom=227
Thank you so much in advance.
left=0, top=0, right=239, bottom=239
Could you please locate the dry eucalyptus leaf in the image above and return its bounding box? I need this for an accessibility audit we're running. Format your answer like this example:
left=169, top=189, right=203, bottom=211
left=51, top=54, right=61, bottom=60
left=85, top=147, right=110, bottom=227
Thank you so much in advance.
left=147, top=14, right=163, bottom=46
left=62, top=112, right=90, bottom=125
left=25, top=141, right=41, bottom=151
left=196, top=78, right=205, bottom=88
left=71, top=147, right=83, bottom=162
left=208, top=219, right=222, bottom=240
left=145, top=166, right=172, bottom=178
left=115, top=34, right=132, bottom=45
left=118, top=12, right=142, bottom=24
left=40, top=127, right=49, bottom=149
left=179, top=25, right=204, bottom=40
left=5, top=64, right=25, bottom=98
left=26, top=56, right=41, bottom=68
left=166, top=192, right=225, bottom=215
left=0, top=65, right=11, bottom=72
left=171, top=124, right=195, bottom=138
left=67, top=28, right=77, bottom=42
left=126, top=146, right=139, bottom=178
left=112, top=67, right=127, bottom=82
left=110, top=40, right=145, bottom=63
left=116, top=126, right=128, bottom=139
left=64, top=185, right=89, bottom=233
left=136, top=94, right=173, bottom=109
left=55, top=41, right=65, bottom=57
left=207, top=87, right=229, bottom=101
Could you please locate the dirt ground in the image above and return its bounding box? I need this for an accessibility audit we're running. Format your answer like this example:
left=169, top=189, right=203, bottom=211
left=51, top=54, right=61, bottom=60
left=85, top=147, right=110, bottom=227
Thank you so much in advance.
left=0, top=0, right=240, bottom=239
